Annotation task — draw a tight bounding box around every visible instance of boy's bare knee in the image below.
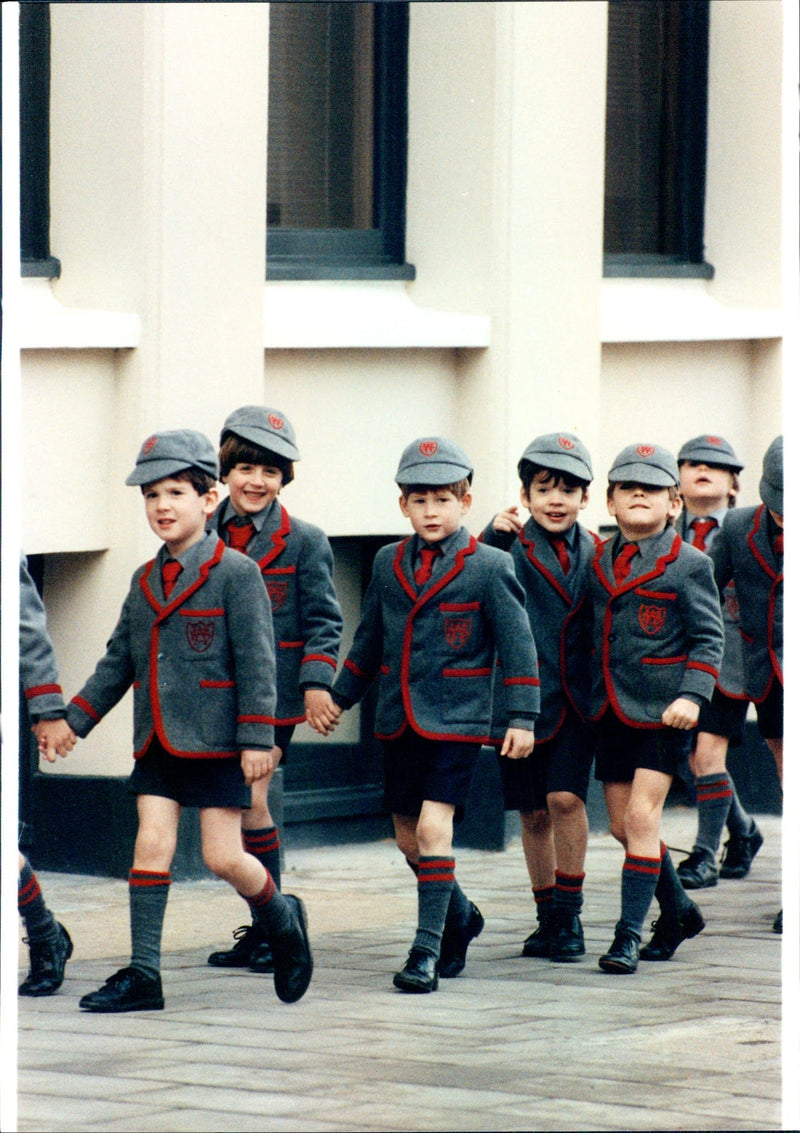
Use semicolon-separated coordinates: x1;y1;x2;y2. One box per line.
520;808;551;836
547;792;582;820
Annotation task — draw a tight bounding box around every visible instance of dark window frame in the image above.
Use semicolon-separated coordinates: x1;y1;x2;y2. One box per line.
603;0;713;279
20;2;61;279
266;2;415;281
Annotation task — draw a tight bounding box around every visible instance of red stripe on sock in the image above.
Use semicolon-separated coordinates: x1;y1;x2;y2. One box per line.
623;855;661;876
129;870;171;888
555;871;585;894
18;876;42;907
248;874;276;907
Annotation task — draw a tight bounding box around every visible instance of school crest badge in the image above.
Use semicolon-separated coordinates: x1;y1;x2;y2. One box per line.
638;605;666;635
186;620;215;653
269;414;285;431
724;587;739;620
445;616;472;650
266;579;289;611
636;444;655;459
419;440;438;457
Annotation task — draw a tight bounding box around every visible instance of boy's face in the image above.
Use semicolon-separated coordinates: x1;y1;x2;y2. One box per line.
399;488;471;543
679;461;735;512
521;472;589;534
607;481;681;540
223;462;283;517
144;476;218;556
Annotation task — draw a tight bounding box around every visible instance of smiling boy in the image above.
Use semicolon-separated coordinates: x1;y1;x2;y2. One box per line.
587;443;724;973
325;437;539;992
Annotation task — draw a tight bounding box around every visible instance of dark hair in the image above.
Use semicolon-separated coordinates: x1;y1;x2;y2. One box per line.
519;461;590;496
399;478;471;501
219;434;294;485
141;467;216;495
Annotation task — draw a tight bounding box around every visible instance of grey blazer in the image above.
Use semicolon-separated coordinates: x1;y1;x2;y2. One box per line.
67;533;277;758
20;554;67;720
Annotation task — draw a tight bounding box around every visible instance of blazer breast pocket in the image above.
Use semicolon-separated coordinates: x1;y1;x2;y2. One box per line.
178;608;226;662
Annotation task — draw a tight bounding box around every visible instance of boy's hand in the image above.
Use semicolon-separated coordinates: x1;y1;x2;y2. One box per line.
33;719;77;763
492;505;524;535
304;689;341;736
240;748;274;785
662;698;700;730
501;727;534;759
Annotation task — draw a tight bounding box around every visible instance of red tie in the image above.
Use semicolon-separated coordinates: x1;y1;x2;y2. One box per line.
415;547;441;587
162;559;182;599
613;543;638;586
774;533;784;557
691;518;716;552
226;518;256;553
550;537;571;575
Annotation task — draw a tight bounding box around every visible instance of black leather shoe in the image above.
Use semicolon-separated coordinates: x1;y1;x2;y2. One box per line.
207;922;268;968
598;927;640;974
522;914;552;959
271;895;313;1004
773;908;783;934
719;823;763;879
438;903;484;978
393;947;439;993
640;900;705;961
248;941;274;974
19;922;73;997
550;910;585;963
676;849;718;889
79;966;164;1012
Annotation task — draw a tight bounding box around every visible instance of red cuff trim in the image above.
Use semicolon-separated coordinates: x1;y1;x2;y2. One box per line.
25;683;63;701
503;676;540;687
71;695;101;722
301;654;337;668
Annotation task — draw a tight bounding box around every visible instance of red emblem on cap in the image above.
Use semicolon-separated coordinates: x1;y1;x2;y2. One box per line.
268;414;284;431
142;436;158;455
419;441;438;457
706;436;722;445
638;605;666;635
558;437;575;450
636;445;655;458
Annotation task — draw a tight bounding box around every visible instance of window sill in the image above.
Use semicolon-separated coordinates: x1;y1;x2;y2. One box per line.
19;279;140;350
601;278;784;344
263;282;491;349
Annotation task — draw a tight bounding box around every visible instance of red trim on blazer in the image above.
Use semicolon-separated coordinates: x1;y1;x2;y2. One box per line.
238;714;274;724
592;531;682;597
642;655;687;666
200;680;235;688
687;660;719;677
70;695;101;722
280;641;304;649
255;504;292;570
634;588;676;600
179;607;224;617
344;657;373;680
25;683;63;700
301;653;337;668
519;529;572;605
442;667;493;678
263;565;296;575
439;601;480;613
503;676;540;686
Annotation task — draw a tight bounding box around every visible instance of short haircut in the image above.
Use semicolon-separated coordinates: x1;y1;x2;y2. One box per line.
141;467;216;495
219;433;294;485
399;478;471;501
519;461;590;496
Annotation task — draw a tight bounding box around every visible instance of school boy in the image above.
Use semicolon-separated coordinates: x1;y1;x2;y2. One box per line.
66;429;313;1011
206;405;342;974
588;444;724;973
18;554;77;996
325;437;539;992
674;435;761;890
710;435;783;932
480;433;598;962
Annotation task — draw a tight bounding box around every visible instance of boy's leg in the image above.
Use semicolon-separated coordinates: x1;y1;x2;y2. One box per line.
599;771;670;974
548;791;588;962
207;748;283;972
765;735;783;933
80;794;178;1012
202;806;312;1003
640;841;705;961
18;852;73;997
393;801;455;992
519;809;557;958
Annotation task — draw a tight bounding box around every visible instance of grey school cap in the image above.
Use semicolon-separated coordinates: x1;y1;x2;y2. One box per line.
759;435;783;514
395;437;474;486
220;405;301;462
677;434;743;472
518;432;593;482
608;443;679;488
125;429;219;485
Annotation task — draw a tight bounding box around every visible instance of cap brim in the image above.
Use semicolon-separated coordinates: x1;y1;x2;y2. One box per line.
125;458;198;486
520;452;592;480
608;461;677;487
759;477;783;515
395;461;473;485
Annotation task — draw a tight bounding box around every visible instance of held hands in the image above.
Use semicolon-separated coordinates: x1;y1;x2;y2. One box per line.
492;505;524;536
240;748;275;785
662;697;700;730
33;719;77;763
501;727;534;760
305;688;342;736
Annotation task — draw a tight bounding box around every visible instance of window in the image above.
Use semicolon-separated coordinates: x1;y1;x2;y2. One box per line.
603;0;712;278
266;1;414;280
19;2;60;278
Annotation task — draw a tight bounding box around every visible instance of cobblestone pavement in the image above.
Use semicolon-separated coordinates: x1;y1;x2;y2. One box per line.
12;809;793;1132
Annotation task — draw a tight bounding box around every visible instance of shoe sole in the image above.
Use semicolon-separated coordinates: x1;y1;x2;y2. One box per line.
719;830;764;879
598;957;637;974
79;999;164;1013
678;874;717;890
550;949;586;963
393;974;438;993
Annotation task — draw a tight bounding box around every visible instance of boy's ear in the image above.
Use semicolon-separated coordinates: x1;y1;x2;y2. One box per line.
460;491;472;515
519;484;530;508
580;488;590;510
398;493;410;518
203;486;219;516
